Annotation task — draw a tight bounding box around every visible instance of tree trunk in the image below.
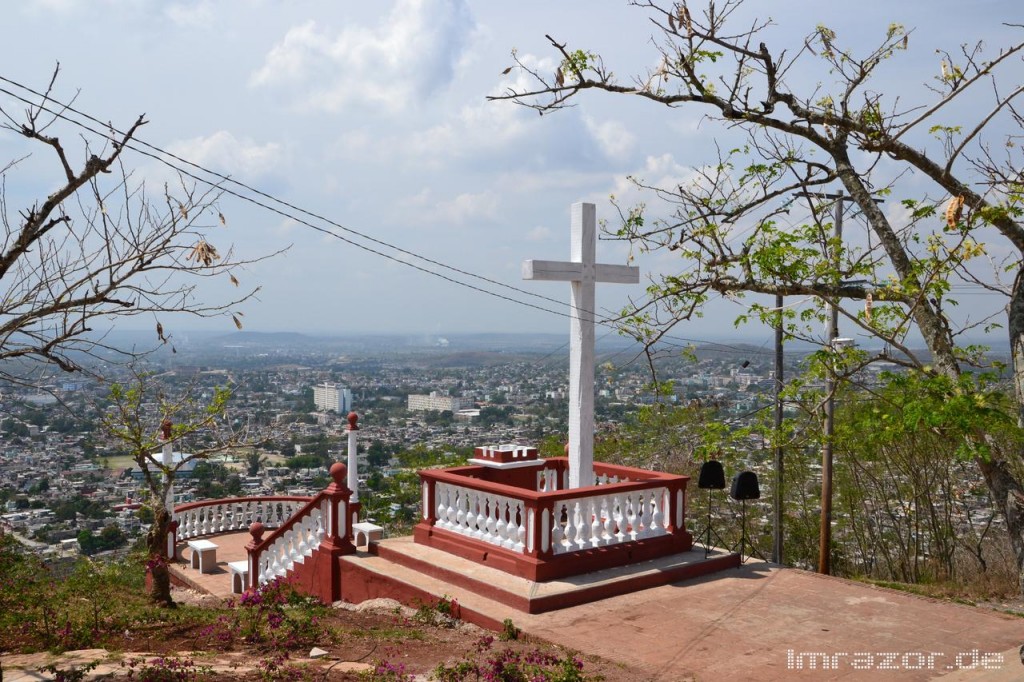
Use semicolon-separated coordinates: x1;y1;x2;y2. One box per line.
147;507;175;607
1004;270;1024;594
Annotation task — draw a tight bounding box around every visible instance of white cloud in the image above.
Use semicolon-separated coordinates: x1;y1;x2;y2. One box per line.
600;153;697;208
249;0;475;113
24;0;84;12
584;116;635;160
405;52;566;164
526;225;552;242
402;189;500;225
166;131;284;181
164;2;215;29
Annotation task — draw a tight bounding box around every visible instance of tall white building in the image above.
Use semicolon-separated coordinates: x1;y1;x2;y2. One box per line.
313;382;353;414
407;391;464;413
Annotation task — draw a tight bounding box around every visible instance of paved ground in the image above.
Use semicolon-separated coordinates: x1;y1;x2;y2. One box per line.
168;532;1024;680
511;563;1024;681
170;532;251;598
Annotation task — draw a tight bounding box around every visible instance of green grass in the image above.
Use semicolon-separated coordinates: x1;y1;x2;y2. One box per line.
100;455;137;470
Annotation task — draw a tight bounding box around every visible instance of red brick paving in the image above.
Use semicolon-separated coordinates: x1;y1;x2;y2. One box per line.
171;532;1024;680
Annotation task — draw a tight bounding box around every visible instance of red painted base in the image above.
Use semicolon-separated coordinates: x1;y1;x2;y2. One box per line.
340;559;507;631
414;522;694;582
349;542;740;615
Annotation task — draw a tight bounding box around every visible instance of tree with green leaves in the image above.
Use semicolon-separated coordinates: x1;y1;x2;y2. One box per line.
494;1;1024;591
102;369;245;606
245;450;268;477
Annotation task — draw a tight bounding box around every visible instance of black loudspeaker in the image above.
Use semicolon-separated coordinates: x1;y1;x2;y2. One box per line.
730;471;760;500
697;461;727;558
698;460;726;490
729;470;765;564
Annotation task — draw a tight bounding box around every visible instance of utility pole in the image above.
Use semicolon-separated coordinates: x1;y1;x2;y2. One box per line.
772;292;784;565
805;190;855;576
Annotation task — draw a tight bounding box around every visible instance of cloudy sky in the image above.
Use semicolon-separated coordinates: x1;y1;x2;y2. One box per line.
0;0;1021;347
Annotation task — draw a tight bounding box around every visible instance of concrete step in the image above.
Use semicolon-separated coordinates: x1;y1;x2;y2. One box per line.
342;536;740;617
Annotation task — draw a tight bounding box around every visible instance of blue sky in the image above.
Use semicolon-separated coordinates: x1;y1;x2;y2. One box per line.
0;0;1021;347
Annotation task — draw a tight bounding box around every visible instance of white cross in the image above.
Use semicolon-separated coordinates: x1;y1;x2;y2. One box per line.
523;202;639;488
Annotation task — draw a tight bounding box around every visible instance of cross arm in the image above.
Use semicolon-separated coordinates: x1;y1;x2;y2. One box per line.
594;263;640;284
522;259;582;281
522;260;639;283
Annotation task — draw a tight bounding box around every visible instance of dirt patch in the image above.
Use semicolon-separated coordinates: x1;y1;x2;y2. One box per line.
2;589;651;681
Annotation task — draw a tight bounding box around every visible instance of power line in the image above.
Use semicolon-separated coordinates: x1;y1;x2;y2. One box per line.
0;76;620;327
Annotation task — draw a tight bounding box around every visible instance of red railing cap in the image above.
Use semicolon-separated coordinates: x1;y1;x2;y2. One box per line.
330;462;347;486
173;495;314;513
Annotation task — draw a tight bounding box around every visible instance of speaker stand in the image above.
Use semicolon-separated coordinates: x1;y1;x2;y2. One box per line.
697;488;728;558
731;498;768;564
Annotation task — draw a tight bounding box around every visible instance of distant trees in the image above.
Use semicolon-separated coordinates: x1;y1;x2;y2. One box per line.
191;461;243;498
77;525;127;556
245;450;267;477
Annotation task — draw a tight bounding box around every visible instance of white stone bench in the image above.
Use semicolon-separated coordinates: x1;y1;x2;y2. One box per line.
228;560;249;594
352;522;384;549
187;539;218;574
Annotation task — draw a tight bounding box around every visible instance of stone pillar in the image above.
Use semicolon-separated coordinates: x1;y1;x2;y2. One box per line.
324;462;355;553
246;521;265;592
346;412;359;503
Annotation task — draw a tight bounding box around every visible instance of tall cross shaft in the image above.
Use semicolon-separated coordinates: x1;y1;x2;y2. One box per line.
523;202;639;488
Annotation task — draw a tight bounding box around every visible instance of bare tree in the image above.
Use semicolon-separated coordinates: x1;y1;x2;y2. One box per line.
493;1;1024;592
0;68;270;383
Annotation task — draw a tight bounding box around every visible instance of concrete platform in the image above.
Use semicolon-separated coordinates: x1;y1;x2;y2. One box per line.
358;535;740;613
348;549;1024;680
169;532;1024;680
169;531;251;599
512;565;1024;681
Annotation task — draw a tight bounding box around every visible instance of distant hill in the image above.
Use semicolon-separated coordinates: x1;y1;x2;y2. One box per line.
210;331;316;346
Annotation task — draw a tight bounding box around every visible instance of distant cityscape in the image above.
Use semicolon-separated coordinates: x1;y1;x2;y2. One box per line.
0;331;1010;563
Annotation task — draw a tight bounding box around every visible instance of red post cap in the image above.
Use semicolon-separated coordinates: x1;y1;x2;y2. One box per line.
347;412;359;430
249;521;265;543
330;461;348;486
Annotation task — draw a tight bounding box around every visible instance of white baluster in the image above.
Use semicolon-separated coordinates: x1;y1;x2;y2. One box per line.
515;502;526;551
466;490;479;538
602;496;614;545
456;488;467;529
626;494;638;541
552;503;565;553
501;500;515;549
484;496;497;544
435;484;448;529
651;490;664;534
566;503;580;550
296;518;309;556
612;494;627;543
589;498;601;547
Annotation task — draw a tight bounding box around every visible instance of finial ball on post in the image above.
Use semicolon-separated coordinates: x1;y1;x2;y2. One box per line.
330;462;348;486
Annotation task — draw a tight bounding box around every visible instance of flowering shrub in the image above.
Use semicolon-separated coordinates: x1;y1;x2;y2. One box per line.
256;651;313;681
431;636;595;682
0;536;164;652
199;577;331;652
145;553;168;573
413;594;460;628
362;659;415;681
122;655;211;681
